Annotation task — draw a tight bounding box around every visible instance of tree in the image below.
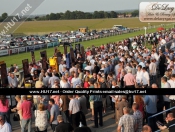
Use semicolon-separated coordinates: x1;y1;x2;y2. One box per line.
56;13;61;20
64;10;71;19
131;10;139;17
0;16;3;22
110;11;117;18
50;13;57;20
104;12;111;18
1;12;8;21
46;14;50;20
26;18;32;21
85;13;93;19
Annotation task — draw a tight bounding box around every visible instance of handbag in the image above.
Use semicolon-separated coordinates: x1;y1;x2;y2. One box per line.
13;113;20;121
34;126;39;132
34;110;39;132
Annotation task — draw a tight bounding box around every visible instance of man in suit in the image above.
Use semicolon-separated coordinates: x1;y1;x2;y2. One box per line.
55;115;73;132
76;95;88;126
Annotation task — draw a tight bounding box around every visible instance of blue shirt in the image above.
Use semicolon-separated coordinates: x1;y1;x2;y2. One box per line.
89;95;102;102
144;95;157;114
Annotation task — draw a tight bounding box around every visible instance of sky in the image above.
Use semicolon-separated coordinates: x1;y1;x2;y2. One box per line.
0;0;175;15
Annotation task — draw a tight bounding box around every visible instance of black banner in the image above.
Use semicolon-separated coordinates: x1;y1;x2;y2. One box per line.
0;88;175;95
0;63;8;87
40;50;47;70
22;59;30;80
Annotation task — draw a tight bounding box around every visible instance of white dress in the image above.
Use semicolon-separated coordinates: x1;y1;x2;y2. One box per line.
35;110;48;131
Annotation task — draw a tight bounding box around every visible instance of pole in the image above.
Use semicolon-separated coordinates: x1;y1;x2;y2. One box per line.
144;27;147;47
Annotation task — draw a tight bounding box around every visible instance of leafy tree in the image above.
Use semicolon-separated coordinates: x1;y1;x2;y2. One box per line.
131;10;139;17
110;11;117;18
1;12;8;20
50;13;57;20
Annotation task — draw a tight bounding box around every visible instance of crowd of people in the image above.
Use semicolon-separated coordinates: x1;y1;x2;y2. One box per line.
1;28;175;132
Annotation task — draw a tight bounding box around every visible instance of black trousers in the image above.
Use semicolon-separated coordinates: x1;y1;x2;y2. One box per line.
63;110;70;123
125;85;135;88
159;65;165;77
79;111;87;126
164;101;170;116
156;107;164;123
170;100;175;117
94;101;103;127
38;129;47;132
71;112;80;130
146;112;157;132
51;124;57;132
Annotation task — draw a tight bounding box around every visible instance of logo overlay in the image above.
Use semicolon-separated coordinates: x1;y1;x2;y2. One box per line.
0;0;44;36
139;2;175;22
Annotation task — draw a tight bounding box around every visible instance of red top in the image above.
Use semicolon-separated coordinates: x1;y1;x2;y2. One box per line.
84;82;90;88
138;103;145;118
21;100;32;119
0;99;9;112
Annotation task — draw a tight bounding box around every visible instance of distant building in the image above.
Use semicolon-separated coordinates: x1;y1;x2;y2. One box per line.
125;14;132;17
117;14;124;18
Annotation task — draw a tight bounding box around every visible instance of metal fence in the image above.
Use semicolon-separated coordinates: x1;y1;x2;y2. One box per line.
148;106;175;132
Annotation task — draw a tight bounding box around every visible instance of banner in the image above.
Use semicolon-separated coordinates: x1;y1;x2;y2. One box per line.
0;50;8;56
9;48;18;55
18;47;26;53
26;45;35;52
0;63;8;87
47;43;53;48
0;88;175;95
34;45;40;50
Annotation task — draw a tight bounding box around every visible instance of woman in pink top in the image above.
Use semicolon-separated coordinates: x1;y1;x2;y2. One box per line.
0;95;10;125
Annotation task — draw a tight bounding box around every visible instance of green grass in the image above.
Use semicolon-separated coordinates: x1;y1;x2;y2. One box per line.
0;23;173;67
0;18;173;35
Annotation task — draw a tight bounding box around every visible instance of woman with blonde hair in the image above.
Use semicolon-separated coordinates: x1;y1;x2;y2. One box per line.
142;125;152;132
84;76;90;88
35;76;44;88
12;95;22;127
35;103;49;132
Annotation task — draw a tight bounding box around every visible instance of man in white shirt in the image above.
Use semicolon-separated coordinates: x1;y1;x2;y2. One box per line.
161;77;170;88
136;65;143;87
149;59;157;85
59;61;64;74
168;74;175;88
159;37;166;45
139;59;146;68
68;95;80;130
43;72;50;87
8;73;18;88
49;72;59;87
71;72;82;88
0;115;12;132
141;67;150;88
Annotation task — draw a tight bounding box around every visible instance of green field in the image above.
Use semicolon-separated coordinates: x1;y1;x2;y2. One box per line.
0;18;173;35
0;22;174;67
